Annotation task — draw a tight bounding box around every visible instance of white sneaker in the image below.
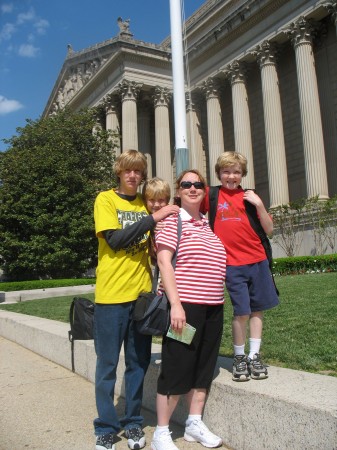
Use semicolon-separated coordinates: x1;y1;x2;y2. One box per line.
184;419;222;448
151;430;179;450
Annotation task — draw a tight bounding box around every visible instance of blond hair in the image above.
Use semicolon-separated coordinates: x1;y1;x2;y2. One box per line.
215;151;248;180
142;177;171;202
113;149;148;183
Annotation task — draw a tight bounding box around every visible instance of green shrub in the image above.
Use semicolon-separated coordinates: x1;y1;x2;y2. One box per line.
0;278;95;292
272;254;337;275
1;254;336;291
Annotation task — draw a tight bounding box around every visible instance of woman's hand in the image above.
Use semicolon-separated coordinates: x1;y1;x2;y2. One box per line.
170;303;186;332
170;302;186;333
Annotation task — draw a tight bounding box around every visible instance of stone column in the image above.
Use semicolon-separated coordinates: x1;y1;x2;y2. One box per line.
105;95;121;157
153;87;173;191
138;101;153;178
285;17;329;199
202;78;225;185
226;61;255;188
117;80;142;151
254;41;289;207
186;92;204;176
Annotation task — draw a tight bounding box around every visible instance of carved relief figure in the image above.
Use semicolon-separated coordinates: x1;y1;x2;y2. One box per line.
75;65;84;91
56;89;65;109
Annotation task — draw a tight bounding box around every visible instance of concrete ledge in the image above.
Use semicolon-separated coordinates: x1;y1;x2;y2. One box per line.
0;284;95;303
0;309;336;450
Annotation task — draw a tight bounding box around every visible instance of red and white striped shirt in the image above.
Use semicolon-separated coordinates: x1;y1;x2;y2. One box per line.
155;209;226;305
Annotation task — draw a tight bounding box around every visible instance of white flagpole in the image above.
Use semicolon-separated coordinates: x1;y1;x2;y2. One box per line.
169;0;189;174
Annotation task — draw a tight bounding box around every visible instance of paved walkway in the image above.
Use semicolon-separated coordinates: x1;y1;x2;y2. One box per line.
0;337;229;450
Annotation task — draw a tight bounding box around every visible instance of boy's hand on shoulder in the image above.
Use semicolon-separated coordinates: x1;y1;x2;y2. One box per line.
152;205;179;223
243;189;263;208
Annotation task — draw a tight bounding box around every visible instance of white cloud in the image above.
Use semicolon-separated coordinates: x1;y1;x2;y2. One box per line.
17;8;36;25
1;3;13;14
18;43;39;57
0;5;48;56
34;18;49;35
0;95;24;115
0;22;16;42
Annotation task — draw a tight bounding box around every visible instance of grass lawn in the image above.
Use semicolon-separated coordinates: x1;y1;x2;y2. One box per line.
0;272;336;376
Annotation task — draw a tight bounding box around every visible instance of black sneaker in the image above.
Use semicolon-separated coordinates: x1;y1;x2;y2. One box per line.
232;354;250;381
125;427;146;449
96;432;115;450
248;353;268;379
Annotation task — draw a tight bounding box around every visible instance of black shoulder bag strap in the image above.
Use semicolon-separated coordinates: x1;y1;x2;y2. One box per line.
152;214;182;291
208;185;221;232
244;198;279;295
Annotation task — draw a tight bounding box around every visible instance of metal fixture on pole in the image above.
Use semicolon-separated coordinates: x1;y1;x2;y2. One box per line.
169;0;189;175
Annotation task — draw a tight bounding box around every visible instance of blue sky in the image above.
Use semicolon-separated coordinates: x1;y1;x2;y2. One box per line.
0;0;205;152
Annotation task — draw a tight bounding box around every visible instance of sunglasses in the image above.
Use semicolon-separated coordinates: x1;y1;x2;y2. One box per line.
180;181;205;189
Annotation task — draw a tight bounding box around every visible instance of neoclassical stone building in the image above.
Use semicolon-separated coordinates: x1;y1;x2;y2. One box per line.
44;0;337;212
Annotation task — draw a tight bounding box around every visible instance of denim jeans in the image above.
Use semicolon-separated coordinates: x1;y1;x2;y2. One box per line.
93;302;152;435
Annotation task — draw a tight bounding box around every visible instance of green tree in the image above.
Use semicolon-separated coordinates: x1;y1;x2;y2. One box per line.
0;108;117;280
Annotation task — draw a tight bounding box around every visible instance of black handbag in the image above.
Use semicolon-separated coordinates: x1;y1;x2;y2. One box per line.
132;289;170;336
133;215;182;336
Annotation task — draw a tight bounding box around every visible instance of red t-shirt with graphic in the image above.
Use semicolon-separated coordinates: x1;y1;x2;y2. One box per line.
202;186;266;266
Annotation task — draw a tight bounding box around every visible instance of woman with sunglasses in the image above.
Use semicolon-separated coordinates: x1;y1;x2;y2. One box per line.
151;170;226;450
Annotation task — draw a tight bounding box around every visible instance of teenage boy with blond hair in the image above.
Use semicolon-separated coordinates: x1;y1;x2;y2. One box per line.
94;151;179;450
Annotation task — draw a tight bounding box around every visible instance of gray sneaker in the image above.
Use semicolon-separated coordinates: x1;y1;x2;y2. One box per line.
247;353;268;379
232;354;250;381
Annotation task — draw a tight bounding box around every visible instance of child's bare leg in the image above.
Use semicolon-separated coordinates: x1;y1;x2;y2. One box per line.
232;315;250;381
232;314;249;346
249;311;263;339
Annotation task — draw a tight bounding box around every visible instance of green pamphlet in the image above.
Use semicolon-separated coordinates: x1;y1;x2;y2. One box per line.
166;323;196;345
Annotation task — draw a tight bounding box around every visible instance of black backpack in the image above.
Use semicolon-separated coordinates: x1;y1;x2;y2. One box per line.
208;186;279;295
68;297;95;372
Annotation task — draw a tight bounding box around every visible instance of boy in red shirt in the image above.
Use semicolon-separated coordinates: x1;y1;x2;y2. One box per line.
202;151;279;381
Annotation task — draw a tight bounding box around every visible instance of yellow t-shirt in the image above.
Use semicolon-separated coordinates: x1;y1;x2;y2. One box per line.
94;189;152;304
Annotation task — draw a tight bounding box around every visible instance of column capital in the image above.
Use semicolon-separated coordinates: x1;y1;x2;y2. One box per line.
320;1;337;26
153;86;171;107
103;93;119;114
201;77;222;100
185;91;203;112
226;60;247;85
283;16;318;48
253;41;279;68
117;79;142;102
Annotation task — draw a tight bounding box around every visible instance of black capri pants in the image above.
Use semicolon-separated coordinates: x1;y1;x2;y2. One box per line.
157;302;223;396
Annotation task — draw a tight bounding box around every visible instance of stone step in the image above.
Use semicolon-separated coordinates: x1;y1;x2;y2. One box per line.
0;309;336;450
0;284;95;303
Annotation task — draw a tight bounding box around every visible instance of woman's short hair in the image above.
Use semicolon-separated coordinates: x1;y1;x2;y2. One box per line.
142;177;171;202
113;149;148;182
215;151;248;179
173;169;207;205
175;169;207;191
